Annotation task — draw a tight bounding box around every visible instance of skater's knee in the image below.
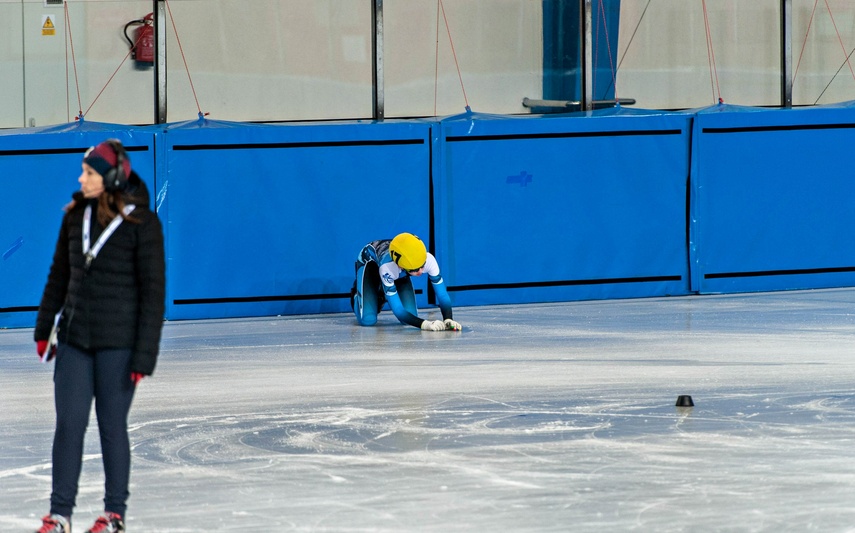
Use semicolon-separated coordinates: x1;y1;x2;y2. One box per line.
358;315;378;327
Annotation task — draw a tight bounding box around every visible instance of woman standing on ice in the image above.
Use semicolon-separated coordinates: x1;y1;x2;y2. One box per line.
32;139;165;533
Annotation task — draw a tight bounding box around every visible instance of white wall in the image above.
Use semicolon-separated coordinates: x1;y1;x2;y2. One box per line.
1;1;25;127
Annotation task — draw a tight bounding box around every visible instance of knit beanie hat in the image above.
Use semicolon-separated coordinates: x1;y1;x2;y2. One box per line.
83;141;131;186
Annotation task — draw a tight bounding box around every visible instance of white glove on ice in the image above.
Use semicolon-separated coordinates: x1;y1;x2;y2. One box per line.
443;319;462;331
420;319;446;331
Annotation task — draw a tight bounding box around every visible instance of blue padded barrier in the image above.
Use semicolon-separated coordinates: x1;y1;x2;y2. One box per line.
0;122;156;328
8;104;854;328
160;118;431;320
431;108;693;306
691;102;855;293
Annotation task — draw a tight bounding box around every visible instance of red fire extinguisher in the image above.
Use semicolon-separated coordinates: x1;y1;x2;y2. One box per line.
124;13;154;66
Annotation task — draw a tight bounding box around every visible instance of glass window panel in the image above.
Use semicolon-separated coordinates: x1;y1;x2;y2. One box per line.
792;0;855;106
17;0;844;127
616;0;782;110
384;0;545;117
13;0;374;127
18;1;155;127
163;0;373;122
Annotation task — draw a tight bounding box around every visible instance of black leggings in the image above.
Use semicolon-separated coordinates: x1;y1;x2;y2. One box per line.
51;343;136;518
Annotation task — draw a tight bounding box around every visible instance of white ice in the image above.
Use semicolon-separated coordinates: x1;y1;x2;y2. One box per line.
2;289;855;531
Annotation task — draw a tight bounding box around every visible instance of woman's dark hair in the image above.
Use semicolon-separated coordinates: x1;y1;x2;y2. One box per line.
97;189;140;226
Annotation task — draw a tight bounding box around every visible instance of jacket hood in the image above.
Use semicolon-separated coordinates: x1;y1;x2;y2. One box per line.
122;171;151;209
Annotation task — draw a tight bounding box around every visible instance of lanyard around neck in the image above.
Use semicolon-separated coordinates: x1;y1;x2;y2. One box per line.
82;203;136;269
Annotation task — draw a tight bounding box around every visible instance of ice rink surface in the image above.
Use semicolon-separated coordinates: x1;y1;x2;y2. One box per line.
3;289;855;532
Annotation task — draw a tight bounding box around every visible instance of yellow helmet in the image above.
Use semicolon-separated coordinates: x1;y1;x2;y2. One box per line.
390;233;427;271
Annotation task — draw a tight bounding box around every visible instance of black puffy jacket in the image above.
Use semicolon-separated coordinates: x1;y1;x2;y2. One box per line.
34;172;165;375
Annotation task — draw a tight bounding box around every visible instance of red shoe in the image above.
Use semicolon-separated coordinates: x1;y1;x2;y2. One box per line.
85;512;125;533
35;514;70;533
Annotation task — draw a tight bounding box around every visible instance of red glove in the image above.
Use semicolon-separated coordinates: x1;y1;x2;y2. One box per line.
36;340;56;362
131;372;145;385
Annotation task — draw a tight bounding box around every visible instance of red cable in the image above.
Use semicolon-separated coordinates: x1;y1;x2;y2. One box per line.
74;6;139;119
434;0;440;116
438;0;469;111
702;3;715;102
71;0;206;120
597;0;618;102
594;1;600;100
793;0;820;88
823;0;855;85
64;2;83;119
65;4;70;121
165;0;207;117
83;48;134;118
701;0;722;104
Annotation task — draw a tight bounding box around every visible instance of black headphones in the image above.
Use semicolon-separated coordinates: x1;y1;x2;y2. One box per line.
102;139;129;192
